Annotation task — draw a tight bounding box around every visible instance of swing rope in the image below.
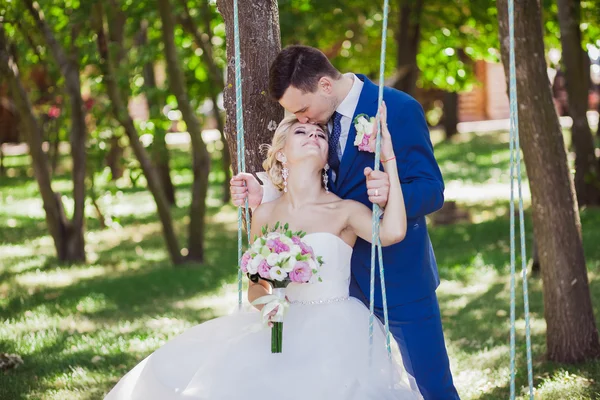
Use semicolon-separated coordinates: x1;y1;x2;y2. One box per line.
233;0;251;310
369;0;393;361
507;0;534;397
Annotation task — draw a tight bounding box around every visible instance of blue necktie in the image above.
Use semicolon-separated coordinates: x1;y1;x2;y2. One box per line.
328;111;343;174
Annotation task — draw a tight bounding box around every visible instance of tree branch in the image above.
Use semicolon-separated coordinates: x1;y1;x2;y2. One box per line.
177;0;223;89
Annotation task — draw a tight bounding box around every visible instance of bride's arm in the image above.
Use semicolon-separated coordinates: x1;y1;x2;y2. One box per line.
345;103;407;246
345;165;406;246
247;206;272;308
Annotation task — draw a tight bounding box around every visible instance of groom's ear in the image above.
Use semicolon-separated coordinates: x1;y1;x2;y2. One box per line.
318;77;333;94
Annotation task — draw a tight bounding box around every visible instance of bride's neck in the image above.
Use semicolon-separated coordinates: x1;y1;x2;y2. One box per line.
282;165;324;208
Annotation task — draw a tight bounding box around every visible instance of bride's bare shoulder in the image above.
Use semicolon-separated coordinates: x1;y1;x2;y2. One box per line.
253;201;276;222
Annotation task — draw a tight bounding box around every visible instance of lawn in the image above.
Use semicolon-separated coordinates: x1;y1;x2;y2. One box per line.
1;132;599;399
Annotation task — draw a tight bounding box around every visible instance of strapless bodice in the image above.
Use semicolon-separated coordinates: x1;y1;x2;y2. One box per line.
285;233;353;304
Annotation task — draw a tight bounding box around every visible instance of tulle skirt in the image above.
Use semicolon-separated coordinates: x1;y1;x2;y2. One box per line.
105;298;422;399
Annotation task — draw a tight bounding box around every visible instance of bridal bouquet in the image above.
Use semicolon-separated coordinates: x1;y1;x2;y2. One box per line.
241;222;323;353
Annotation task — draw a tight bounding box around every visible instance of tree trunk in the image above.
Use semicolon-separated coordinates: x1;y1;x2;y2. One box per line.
217;0;284;175
557;0;600;206
50;121;60;175
178;0;232;202
530;235;540;276
157;0;210;262
0;25;81;262
24;0;86;262
106;134;124;180
139;20;176;206
392;0;424;97
88;166;107;229
94;2;183;265
211;91;231;203
497;0;600;363
443;91;458;140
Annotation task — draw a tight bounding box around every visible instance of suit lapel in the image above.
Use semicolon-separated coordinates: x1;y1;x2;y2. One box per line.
336;75;378;188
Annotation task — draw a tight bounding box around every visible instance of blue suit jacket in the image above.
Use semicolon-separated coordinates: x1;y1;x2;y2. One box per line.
330;75;444;307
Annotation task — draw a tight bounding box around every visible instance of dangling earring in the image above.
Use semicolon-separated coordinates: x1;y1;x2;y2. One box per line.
323;164;330;193
280;154;289;193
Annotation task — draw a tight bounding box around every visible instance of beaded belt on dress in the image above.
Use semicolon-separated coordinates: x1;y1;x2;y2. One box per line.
289;296;349;305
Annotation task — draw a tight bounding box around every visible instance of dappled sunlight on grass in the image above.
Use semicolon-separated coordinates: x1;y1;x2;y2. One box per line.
15;266;108;289
435;132;514;185
170;281;254;317
438;262;600;399
453;352;510;399
533;369;596;399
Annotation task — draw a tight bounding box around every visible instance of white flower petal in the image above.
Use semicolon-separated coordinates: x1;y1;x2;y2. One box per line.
269;267;287;281
266;253;279;266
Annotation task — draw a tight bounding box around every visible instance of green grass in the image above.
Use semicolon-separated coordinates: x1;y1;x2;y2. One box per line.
1;132;600;399
432;207;600;399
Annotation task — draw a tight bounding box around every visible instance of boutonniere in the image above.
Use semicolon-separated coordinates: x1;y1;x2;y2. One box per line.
353;113;376;152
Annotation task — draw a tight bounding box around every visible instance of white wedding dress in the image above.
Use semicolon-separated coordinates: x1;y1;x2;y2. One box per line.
105;232;422;399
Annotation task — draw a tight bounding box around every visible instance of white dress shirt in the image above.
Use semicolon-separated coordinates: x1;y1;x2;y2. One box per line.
261;73;364;204
328;73;364;164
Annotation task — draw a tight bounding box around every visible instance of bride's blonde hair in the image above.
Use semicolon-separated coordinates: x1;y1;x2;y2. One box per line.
262;115;298;191
261;115;328;191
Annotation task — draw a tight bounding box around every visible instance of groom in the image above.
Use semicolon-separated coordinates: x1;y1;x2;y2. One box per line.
231;45;459;399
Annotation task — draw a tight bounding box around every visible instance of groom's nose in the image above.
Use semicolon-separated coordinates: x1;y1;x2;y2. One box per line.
297;115;309;124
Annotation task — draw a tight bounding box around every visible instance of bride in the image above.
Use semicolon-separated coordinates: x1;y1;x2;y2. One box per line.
104;103;422;399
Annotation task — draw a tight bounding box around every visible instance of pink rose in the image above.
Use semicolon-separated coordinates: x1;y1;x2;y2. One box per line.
358;133;374;153
358;143;371;152
289;261;313;283
266;238;290;253
240;251;252;273
292;236;315;257
257;260;271;279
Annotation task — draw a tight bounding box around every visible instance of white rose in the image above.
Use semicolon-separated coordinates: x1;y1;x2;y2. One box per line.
280;236;294;247
269;266;287;281
357;116;369;127
251;240;263;252
248;254;263;274
289;245;301;257
282;256;296;273
354;132;364;146
266;253;280;267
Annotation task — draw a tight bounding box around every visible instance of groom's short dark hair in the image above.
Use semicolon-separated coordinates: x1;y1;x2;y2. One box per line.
269;45;341;100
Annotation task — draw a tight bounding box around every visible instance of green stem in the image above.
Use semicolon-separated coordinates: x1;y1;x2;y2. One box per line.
271;322;283;353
